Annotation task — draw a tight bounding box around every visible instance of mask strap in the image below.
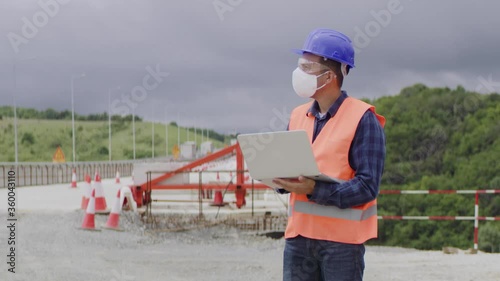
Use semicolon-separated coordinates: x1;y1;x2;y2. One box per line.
316;71;331;90
341;63;348;77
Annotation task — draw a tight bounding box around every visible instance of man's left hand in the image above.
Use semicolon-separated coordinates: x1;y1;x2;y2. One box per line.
273;176;315;195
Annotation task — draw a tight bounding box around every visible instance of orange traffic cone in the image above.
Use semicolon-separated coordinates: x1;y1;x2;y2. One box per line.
210;190;227;207
93;172;108;213
104;190;123;231
71;168;77;188
115;170;120;184
80;189;101;231
81;174;91;210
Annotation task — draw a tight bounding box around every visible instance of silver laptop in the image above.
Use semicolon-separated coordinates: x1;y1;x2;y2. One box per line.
237;130;345;189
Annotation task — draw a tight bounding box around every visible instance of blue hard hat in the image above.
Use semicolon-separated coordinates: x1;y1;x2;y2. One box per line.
293;28;355;68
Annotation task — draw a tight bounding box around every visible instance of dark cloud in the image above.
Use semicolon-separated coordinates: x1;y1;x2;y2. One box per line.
1;0;499;133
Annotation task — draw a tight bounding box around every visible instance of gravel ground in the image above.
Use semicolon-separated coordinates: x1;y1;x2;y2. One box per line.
0;211;499;281
0;211;284;281
1;180;499;281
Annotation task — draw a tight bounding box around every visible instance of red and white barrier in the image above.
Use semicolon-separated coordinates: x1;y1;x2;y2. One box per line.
380;189;500;194
474;193;479;250
378;216;500;221
380;189;500;251
120;186;137;212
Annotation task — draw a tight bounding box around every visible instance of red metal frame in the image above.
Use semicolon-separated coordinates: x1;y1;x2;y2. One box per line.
151;183;268;190
138;143;268;191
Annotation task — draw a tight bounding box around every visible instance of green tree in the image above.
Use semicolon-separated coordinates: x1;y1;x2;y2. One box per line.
21;132;35;145
97;146;109;155
479;223;500;253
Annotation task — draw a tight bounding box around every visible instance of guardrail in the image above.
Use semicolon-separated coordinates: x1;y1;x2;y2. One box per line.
0;161;138;188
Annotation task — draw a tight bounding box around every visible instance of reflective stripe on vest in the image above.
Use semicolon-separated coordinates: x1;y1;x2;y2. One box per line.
285;97;385;244
294;200;378;221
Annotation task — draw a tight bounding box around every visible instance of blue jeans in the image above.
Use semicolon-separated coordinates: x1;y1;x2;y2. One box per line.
283;235;365;281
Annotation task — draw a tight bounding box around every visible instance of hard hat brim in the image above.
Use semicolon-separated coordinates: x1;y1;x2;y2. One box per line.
291;48;355;68
291;49;306;55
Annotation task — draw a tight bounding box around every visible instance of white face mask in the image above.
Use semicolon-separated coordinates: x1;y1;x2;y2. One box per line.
292;67;329;98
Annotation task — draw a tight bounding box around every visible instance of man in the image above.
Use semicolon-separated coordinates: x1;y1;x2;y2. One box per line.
272;28;386;281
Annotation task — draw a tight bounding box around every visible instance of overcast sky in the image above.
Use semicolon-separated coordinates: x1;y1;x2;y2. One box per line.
1;0;499;133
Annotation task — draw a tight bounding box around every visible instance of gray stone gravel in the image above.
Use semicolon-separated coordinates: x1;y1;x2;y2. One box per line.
1;211;499;281
0;211;284;281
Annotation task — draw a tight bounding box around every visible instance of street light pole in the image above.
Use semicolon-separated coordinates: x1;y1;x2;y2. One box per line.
108;86;120;162
165;109;168;157
71;73;85;165
108;88;111;162
13;64;18;165
132;107;136;160
71;77;74;163
151;105;155;159
177;112;180;148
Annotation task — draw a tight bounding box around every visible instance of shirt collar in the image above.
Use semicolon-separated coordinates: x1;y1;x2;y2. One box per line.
307;91;348;119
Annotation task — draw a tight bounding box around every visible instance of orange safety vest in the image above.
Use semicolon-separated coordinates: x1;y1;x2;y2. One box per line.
285;97;386;244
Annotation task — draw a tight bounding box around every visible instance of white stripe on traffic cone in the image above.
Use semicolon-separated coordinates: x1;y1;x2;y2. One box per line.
80;189;101;231
104;189;123;231
93;172;108;213
81;174;91;210
71;169;77;188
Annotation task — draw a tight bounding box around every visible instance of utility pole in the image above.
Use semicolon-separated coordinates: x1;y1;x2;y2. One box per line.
108;86;120;162
152;105;155;159
177;112;180;147
132;106;136;160
71;73;86;164
165;110;168;157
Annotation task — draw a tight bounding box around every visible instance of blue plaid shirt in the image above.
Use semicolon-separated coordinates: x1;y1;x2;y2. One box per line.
280;91;386;209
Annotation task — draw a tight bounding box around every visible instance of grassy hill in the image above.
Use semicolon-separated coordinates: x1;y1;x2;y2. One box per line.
0;117;226;162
